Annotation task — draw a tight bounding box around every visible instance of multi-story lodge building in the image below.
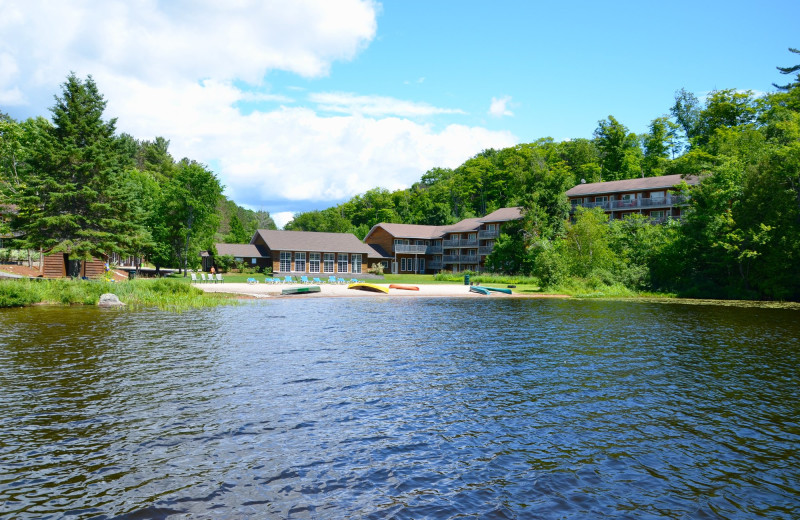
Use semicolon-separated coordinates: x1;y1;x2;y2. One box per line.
566;174;699;222
364;207;523;274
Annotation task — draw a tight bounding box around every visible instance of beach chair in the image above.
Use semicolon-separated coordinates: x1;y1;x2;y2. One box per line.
300;275;310;284
327;275;337;284
191;273;198;282
284;275;295;284
313;277;323;284
200;273;207;283
247;277;258;285
216;273;223;283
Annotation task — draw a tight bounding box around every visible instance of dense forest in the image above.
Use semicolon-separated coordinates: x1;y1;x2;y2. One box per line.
1;48;799;300
0;73;276;274
286;49;800;300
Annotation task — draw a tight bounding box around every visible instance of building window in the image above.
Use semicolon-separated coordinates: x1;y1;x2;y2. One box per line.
351;254;362;274
401;258;407;271
419;258;425;272
338;253;349;273
323;253;335;273
235;257;243;263
279;252;291;272
650;191;665;201
294;252;306;272
251;257;257;265
650;210;665;221
309;253;320;273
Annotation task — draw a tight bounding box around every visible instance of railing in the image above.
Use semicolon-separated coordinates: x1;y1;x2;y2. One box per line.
443;255;479;264
442;239;460;248
478;229;499;239
428;261;443;270
571;195;690;212
479;245;494;256
394;244;428;254
428;245;443;254
459;239;478;248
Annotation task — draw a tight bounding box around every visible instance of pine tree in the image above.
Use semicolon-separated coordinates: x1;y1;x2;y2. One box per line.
13;73;150;262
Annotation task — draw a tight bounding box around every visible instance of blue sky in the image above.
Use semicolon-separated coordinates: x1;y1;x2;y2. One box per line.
1;0;798;227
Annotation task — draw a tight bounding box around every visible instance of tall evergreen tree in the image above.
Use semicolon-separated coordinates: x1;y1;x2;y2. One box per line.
13;73;150;264
773;47;800;91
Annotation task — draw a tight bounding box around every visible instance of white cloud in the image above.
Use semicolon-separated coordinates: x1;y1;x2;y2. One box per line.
310;92;465;117
271;212;296;230
1;0;518;215
0;0;378;91
489;96;514;117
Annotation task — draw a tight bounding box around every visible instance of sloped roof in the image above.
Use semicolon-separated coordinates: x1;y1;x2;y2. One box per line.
367;244;392;259
480;206;523;223
364;207;524;241
253;229;375;255
445;217;483;232
368;223;449;240
214;243;267;258
566;174;699;197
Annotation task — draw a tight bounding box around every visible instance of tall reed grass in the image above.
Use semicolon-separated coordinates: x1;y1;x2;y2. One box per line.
0;278;234;310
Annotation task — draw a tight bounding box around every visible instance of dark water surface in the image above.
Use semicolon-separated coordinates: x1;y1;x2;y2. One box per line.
1;298;799;519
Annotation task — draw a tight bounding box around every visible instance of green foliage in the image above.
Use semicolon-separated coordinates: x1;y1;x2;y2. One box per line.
214;254;236;272
773;47;800;92
12;74;151;261
593;115;642;180
224;214;250;243
0;278;234;310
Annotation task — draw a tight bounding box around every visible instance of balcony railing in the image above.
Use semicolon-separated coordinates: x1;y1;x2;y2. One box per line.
394;244;428;254
442;239;478;248
478;229;499;239
443;254;479;264
428;245;443;254
428;261;443;270
479;245;494;256
571;195;690;212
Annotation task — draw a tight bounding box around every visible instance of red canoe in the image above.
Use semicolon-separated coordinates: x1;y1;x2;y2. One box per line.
389;284;420;291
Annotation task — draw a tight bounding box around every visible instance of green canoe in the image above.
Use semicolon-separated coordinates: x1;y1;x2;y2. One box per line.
281;285;321;295
484;286;513;294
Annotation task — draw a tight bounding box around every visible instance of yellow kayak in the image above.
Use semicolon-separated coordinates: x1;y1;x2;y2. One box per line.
348;283;389;294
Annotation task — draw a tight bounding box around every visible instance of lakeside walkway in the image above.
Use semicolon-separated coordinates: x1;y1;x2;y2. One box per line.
193;282;569;299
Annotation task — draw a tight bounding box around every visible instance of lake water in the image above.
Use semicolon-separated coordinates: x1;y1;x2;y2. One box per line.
1;298;799;519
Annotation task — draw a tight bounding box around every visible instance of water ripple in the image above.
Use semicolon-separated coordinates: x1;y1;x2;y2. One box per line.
0;300;799;518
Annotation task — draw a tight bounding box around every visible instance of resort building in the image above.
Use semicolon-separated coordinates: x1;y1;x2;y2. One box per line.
566;174;699;222
203;230;387;276
364;207;523;274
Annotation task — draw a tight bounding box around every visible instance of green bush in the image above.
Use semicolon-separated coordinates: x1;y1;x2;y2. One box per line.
0;280;40;307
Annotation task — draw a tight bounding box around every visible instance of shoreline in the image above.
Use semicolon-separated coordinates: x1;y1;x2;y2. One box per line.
193;282;570;299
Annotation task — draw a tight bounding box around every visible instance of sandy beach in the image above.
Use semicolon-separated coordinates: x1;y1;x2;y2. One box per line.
194;281;568;299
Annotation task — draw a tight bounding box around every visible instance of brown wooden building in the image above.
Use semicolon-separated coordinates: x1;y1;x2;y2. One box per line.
202;230;389;276
41;252;107;279
565;174;700;222
364;207;523;274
